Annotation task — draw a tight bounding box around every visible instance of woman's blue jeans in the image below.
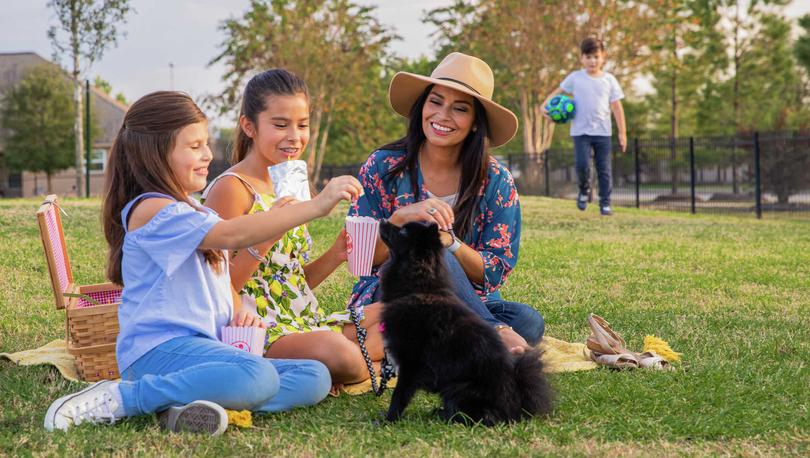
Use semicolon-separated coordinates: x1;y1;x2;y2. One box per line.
442;251;545;345
117;335;331;416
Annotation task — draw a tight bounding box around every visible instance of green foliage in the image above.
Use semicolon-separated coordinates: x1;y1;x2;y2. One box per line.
0;66;76;184
210;0;398;176
47;0;132;67
1;198;809;454
93;75;128;105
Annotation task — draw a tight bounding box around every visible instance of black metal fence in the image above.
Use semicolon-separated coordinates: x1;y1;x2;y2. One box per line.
504;132;810;218
293;132;810;219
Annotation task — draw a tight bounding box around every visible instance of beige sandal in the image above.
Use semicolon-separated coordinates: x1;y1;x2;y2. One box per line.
586;314;633;355
637;351;672;371
589;351;639;369
587;314;675;371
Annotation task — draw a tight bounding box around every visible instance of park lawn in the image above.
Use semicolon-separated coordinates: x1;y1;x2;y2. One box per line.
0;196;808;457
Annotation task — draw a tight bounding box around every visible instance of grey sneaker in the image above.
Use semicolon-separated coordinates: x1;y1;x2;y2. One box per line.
577;193;588;211
157;400;228;436
44;380;122;432
600;206;613;216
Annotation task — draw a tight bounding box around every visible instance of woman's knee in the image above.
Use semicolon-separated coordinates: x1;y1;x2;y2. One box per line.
517;308;545;346
494;301;544;346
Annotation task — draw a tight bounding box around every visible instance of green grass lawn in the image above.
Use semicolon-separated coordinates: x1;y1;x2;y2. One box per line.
1;196;808;457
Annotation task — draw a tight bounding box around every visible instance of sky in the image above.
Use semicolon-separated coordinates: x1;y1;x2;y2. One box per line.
1;0;808;127
0;0;451;123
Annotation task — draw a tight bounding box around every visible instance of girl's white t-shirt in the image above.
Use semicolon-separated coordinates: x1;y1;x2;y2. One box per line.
560;69;624;137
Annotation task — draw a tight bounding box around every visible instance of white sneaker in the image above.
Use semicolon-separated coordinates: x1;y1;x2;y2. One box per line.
44;380;122;432
156;400;228;436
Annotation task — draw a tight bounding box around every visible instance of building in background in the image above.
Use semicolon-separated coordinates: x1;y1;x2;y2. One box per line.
0;52;128;197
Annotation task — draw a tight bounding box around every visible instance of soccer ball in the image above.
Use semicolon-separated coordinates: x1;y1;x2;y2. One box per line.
546;95;576;124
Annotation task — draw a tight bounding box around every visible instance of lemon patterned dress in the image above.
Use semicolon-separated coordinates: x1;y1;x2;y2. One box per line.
203;172;351;349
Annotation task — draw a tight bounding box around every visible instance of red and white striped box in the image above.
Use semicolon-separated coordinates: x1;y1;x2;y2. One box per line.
221;326;267;356
345;216;379;277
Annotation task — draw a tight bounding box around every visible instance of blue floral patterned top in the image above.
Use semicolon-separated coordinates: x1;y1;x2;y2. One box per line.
346;148;522;312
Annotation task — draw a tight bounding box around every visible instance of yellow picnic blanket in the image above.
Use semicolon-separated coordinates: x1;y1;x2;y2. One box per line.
1;336;597;394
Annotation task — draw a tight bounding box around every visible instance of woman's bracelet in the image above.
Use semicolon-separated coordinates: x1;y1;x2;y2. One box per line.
246;246;264;262
494;324;513;332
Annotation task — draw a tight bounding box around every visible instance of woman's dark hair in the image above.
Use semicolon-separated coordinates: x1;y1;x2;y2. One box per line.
232;68;309;164
580;37;605;56
103;91;225;285
380;84;490;240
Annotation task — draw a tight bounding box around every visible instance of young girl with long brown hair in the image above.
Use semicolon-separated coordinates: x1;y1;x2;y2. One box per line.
44;91;362;434
203;69;384;387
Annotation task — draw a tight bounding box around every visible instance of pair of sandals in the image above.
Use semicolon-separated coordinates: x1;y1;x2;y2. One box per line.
586;314;672;370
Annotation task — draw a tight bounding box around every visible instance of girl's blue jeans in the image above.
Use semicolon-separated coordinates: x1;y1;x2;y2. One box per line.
117;335;331;416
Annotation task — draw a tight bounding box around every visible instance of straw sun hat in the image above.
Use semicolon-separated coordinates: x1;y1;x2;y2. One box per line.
388;52;519;148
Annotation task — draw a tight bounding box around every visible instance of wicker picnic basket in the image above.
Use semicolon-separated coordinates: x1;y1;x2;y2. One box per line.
37;195;121;382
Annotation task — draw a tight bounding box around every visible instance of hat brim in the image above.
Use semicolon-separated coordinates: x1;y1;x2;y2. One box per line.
388;72;518;148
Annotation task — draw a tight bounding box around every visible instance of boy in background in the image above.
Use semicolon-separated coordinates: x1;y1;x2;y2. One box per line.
544;37;627;215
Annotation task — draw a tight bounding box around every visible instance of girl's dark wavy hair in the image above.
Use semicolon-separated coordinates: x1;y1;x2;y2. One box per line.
379;84;490;240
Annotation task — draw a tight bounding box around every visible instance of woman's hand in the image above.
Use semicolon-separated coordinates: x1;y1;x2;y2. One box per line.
230;309;267;329
498;326;530;355
389;198;454;231
312;175;363;216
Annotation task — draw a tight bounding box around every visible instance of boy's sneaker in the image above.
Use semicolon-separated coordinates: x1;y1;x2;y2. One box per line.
157;400;228;436
577;193;588;211
600;206;613;216
44;380;123;432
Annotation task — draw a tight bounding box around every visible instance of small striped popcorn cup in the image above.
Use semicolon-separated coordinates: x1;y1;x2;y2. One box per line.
221;326;267;356
345;216;379;277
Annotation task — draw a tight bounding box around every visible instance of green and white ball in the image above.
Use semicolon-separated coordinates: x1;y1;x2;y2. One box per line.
546;95;576;124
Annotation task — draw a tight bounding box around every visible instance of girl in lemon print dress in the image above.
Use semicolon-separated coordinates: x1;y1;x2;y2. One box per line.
203;69;385;386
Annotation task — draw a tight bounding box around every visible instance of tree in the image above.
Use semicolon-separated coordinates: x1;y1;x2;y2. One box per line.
426;0;657;194
47;0;131;197
94;75;129;105
1;66;76;193
211;0;396;182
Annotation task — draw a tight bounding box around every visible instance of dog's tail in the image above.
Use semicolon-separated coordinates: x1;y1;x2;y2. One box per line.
514;349;554;418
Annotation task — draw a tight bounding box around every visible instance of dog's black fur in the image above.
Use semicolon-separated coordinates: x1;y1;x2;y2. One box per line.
378;220;554;425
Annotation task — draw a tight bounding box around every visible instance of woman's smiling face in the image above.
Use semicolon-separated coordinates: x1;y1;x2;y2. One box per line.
421;85;476;148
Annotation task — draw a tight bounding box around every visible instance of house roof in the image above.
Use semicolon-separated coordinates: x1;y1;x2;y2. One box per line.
0;52;128;146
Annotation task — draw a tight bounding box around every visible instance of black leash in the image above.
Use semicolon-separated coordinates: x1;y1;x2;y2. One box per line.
349;303;395;396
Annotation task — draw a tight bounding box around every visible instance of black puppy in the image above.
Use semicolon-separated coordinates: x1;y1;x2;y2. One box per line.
378;220;553;425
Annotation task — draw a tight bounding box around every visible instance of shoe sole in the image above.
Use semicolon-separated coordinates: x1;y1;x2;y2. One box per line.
44;380;114;432
158;401;228;436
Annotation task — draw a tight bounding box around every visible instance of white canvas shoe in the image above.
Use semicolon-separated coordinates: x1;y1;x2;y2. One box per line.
44;380;122;432
156;400;228;436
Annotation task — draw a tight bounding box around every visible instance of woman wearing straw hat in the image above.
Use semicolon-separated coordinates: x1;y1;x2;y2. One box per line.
345;52;544;356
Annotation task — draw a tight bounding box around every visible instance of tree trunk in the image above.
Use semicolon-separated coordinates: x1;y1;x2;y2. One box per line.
731;2;740;194
519;89;536;155
47;172;53;194
306;100;323;179
670;31;679;195
71;1;84;198
313;110;332;185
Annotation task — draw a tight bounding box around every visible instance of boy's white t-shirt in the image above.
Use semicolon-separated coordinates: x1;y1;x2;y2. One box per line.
560;69;624;137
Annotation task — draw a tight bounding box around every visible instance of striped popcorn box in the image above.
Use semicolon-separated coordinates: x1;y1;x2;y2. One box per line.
221;326;266;356
345;216;379;277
